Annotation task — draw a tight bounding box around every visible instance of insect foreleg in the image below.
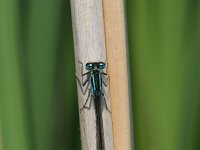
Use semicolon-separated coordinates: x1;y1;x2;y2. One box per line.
76;75;90;95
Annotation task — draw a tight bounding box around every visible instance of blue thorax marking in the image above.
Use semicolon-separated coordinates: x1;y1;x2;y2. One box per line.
85;62;105;96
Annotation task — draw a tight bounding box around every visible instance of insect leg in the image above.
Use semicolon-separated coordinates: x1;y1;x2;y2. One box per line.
76;74;90;95
77;60;90;82
81;95;93;111
101;72;108;76
102;92;111;113
102;80;107;87
76;60;91;94
80;90;92;112
101;72;109;87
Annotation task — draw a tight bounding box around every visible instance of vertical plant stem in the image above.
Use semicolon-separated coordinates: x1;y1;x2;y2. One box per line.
102;0;133;149
70;0;114;149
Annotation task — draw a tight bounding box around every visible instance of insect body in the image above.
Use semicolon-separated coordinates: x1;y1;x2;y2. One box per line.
87;62;104;96
76;61;110;150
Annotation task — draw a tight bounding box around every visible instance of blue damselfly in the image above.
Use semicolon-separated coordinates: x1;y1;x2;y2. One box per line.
76;61;111;150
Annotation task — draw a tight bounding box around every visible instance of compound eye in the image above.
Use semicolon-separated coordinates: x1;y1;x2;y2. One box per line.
98;62;105;69
86;63;93;70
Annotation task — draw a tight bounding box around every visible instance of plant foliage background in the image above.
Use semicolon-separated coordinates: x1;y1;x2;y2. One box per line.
0;0;200;150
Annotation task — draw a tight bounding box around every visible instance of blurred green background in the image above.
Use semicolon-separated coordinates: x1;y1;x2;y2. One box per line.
0;0;200;150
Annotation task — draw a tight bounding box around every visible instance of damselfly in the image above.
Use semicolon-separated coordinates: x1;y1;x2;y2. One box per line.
76;61;111;150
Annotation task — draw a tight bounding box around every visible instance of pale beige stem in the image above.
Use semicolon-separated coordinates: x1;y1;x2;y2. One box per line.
102;0;133;150
70;0;114;150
